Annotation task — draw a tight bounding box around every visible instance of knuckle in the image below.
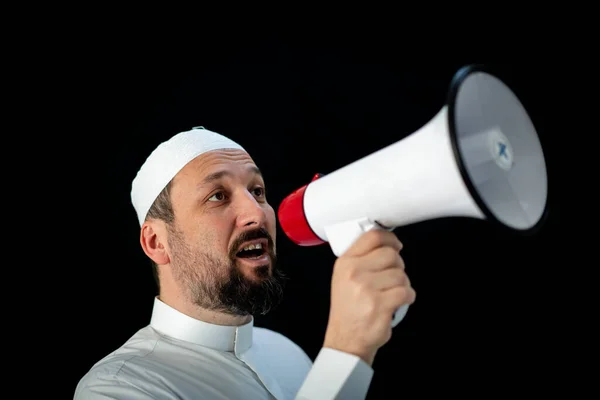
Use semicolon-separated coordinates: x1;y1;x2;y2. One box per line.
345;262;362;282
380;247;398;266
343;269;357;285
409;287;417;303
400;287;416;305
360;290;377;314
397;255;405;270
395;270;407;286
385;285;416;312
396;287;411;304
345;264;368;288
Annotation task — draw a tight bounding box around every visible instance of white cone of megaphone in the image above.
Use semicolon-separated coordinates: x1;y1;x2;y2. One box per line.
277;64;549;327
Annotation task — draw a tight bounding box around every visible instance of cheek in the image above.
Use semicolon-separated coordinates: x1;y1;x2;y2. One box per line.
198;219;234;251
265;206;277;233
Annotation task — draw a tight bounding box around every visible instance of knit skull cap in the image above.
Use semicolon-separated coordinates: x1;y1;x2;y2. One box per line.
131;126;246;226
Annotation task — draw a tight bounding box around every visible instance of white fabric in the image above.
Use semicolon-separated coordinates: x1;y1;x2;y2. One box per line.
74;298;374;399
130;126;245;226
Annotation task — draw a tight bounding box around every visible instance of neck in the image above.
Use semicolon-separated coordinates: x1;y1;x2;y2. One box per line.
158;289;252;327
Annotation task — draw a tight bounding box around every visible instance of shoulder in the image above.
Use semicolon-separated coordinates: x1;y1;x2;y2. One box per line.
74;326;169;399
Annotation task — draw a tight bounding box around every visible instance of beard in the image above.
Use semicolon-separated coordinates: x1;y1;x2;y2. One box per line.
168;225;286;317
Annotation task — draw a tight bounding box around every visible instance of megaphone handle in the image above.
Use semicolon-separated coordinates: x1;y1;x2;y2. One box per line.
323;218;410;327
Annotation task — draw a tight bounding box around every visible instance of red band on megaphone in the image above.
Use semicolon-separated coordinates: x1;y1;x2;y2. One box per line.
278;179;325;246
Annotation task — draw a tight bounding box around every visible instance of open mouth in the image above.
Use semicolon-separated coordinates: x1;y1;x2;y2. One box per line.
236;242;267;260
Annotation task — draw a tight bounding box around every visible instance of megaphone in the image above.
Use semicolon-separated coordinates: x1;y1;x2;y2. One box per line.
277;64;548;327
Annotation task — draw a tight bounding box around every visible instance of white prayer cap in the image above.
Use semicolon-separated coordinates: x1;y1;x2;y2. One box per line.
131;126;246;227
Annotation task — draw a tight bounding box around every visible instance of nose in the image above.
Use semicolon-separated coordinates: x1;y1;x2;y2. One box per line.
234;190;267;228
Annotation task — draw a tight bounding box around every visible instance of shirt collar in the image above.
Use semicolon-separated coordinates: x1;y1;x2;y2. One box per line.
149;297;254;353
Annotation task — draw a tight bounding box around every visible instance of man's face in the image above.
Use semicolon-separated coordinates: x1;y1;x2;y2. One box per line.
165;149;285;316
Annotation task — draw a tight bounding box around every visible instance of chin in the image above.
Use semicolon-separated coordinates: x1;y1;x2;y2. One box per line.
245;264;271;281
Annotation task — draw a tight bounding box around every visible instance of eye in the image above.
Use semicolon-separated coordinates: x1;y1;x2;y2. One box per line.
252;187;265;197
208;192;227;202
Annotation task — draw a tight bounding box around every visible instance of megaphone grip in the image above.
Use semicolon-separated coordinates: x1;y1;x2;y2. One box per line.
391;304;409;327
323;217;410;327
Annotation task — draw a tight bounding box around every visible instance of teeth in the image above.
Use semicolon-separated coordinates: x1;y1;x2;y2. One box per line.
243;243;262;251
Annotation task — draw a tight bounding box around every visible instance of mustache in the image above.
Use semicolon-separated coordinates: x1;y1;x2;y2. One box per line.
230;227;275;257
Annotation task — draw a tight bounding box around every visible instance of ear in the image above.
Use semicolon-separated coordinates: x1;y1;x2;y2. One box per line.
140;221;170;265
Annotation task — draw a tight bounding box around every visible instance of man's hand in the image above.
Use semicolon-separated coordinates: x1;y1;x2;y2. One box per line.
322;230;416;366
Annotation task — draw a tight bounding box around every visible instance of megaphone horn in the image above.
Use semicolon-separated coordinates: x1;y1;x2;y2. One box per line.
278;64;549;327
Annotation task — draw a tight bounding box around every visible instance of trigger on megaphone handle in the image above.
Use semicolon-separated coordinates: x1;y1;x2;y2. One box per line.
323;217;410;327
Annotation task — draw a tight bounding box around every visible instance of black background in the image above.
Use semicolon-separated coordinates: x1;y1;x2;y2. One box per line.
24;35;583;398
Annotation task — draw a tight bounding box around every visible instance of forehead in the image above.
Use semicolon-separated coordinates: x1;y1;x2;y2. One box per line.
174;149;259;185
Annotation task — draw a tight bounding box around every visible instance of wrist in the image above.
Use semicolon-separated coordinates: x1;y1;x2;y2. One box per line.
322;339;377;366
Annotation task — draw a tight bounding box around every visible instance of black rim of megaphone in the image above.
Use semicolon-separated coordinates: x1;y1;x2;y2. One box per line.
446;64;549;237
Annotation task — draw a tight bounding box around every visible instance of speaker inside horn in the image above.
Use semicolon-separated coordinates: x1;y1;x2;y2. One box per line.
447;65;548;232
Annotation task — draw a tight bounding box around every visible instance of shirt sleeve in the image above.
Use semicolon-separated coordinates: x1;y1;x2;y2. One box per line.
294;347;374;400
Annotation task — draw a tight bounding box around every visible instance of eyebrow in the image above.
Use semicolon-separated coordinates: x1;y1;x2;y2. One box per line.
200;165;262;186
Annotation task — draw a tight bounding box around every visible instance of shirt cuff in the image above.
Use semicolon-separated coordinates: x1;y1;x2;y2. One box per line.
295;347;374;400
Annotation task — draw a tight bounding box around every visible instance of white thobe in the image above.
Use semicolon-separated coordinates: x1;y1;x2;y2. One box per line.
74;297;374;399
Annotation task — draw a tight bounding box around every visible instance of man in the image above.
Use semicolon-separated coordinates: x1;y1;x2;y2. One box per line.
74;126;416;399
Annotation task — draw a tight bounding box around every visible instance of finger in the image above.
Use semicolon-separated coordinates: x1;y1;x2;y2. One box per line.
381;285;416;313
344;230;403;257
362;246;405;272
370;268;408;291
